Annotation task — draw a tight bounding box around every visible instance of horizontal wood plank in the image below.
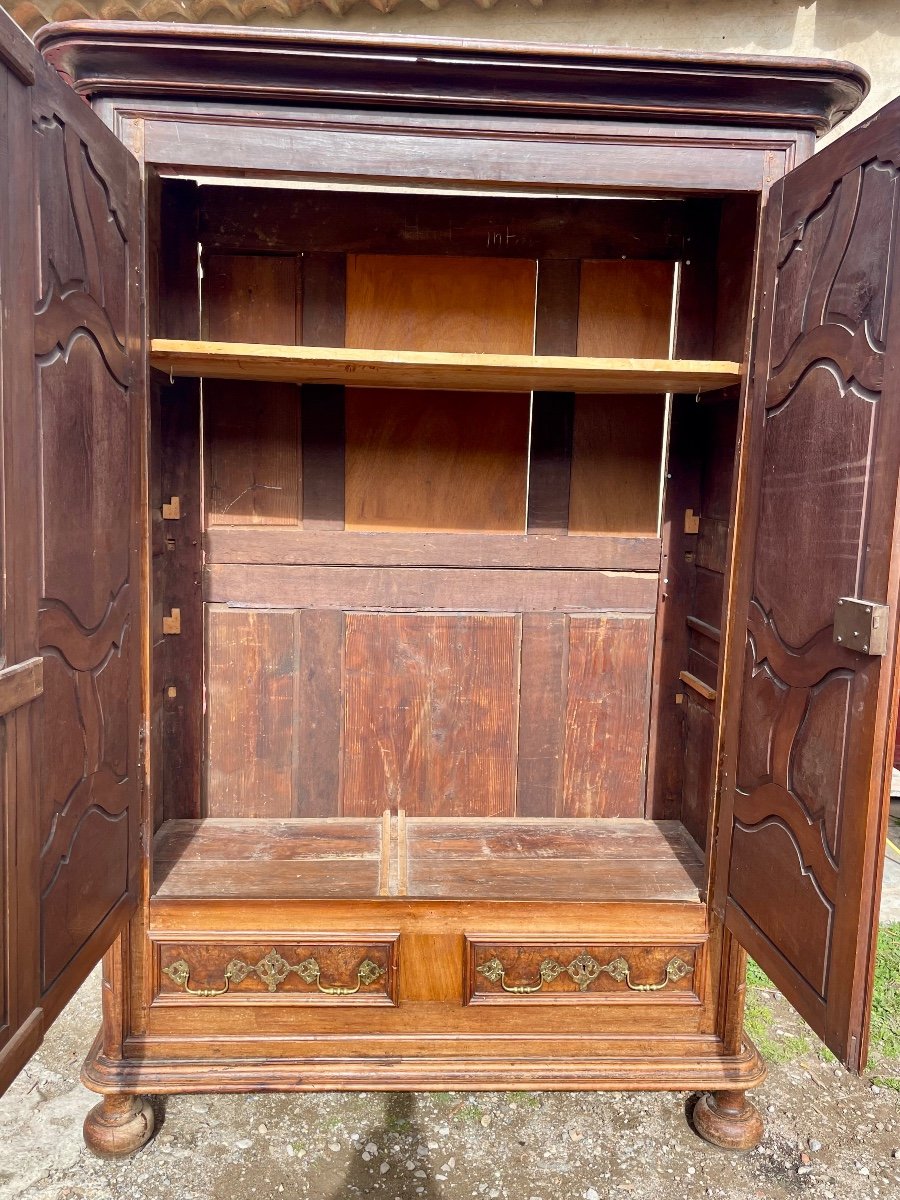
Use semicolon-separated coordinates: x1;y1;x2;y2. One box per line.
205;529;662;571
0;656;43;717
205;565;658;612
151;339;741;395
152;816;704;903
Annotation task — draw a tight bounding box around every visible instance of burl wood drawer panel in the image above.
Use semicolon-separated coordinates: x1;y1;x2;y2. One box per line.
154;936;398;1006
464;939;704;1005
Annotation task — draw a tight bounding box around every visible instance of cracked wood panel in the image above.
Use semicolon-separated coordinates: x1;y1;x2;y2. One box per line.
30;49;143;1005
719;99;900;1068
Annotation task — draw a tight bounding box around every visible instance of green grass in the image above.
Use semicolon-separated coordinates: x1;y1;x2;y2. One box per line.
868;923;900;1063
453;1103;485;1123
746;922;900;1076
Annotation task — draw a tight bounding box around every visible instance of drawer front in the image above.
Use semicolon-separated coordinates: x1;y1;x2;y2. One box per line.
465;939;703;1005
155;936;398;1006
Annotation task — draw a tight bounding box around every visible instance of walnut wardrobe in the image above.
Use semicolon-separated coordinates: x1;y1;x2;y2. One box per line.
0;14;898;1157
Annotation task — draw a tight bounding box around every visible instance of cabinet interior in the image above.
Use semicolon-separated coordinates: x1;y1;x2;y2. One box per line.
149;179;758;905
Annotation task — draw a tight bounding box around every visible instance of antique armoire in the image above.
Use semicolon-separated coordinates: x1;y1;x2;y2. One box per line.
1;12;899;1158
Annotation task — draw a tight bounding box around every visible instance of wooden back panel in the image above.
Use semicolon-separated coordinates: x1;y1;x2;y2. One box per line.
197;248;672;822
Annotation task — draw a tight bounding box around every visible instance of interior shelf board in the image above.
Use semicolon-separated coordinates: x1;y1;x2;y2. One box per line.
150;339;743;395
150;816;705;903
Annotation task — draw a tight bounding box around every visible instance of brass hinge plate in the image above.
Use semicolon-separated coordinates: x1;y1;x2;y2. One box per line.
834;597;889;656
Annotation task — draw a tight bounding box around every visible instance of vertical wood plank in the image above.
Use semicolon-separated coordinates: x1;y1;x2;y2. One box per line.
569;394;666;534
157;380;203;821
202;253;300;344
341;613;520;817
149;179;203;827
301;385;345;529
527;394;574;533
300;252;347;528
577;259;674;357
204;608;296;818
561;614;654;817
295;609;343;817
203;252;302;527
516;613;568;817
204;385;301;525
535;259;580;356
344;389;529;533
345;254;536;354
528;260;579;534
302;252;346;347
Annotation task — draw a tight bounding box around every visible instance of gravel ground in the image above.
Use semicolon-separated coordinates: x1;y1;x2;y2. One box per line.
5;817;900;1200
1;965;899;1200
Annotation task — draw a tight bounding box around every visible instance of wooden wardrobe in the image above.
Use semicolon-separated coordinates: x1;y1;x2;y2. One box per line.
1;14;898;1157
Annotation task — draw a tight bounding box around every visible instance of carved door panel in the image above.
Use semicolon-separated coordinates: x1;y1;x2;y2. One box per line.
0;9;144;1093
718;98;900;1070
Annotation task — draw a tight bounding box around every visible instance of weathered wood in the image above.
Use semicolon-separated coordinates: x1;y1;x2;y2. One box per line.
561;615;655;817
204;608;296;818
718;99;900;1070
516;613;568;817
151;816;705;904
205;564;659;612
202;252;302;527
198;189;691;261
0;658;42;717
28;41;145;1022
294;610;342;818
151;340;742;394
341;613;520;817
205;528;662;571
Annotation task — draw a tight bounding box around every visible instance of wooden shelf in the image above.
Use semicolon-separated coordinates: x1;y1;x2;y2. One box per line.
151;816;704;903
150;339;742;395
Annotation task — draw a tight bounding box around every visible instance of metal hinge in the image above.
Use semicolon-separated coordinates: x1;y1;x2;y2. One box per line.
834;597;890;656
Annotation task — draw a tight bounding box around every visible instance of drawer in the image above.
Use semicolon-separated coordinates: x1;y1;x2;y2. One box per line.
464;938;704;1005
154;935;398;1006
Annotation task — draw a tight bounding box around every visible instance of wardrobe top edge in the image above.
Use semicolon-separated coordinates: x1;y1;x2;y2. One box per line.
33;19;868;136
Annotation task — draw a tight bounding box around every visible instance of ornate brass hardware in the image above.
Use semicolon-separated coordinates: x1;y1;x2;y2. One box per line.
162;948;385;997
476;952;693;995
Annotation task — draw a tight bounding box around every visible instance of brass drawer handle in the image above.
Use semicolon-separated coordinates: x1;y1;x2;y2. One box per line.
162;949;385;997
604;955;693;992
477;952;692;995
476;957;565;994
296;956;384;995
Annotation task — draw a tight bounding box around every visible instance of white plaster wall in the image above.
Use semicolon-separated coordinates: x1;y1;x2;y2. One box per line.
252;0;900;143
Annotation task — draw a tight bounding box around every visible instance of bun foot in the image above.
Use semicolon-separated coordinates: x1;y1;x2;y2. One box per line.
83;1094;155;1157
692;1089;763;1151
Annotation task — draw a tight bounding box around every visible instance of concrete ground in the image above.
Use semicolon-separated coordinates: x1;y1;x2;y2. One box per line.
3;811;900;1200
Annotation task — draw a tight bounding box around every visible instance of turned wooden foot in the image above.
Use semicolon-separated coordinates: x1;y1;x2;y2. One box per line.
691;1089;764;1151
83;1094;155;1157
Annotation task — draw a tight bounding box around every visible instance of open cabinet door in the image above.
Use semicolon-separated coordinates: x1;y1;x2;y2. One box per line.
717;97;900;1071
0;10;144;1093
